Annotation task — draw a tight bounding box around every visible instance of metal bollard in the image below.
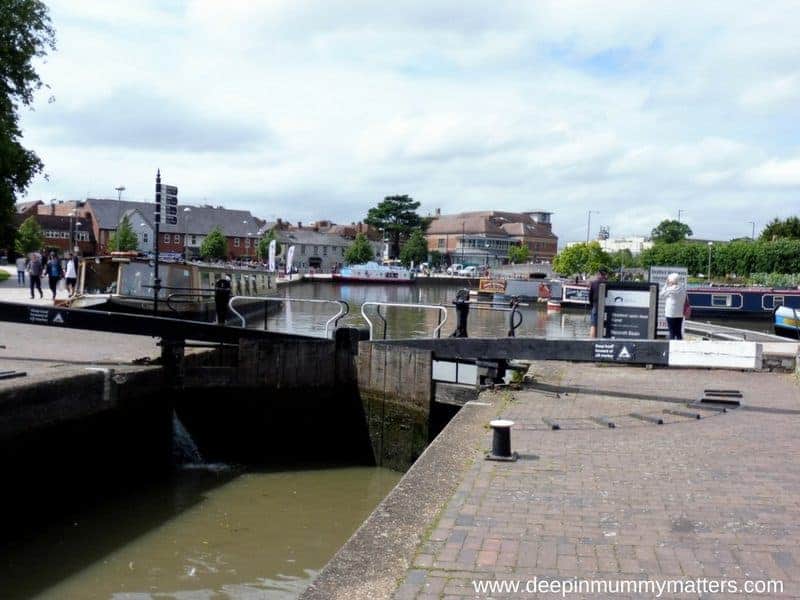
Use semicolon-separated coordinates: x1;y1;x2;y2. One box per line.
485;419;518;461
450;289;470;338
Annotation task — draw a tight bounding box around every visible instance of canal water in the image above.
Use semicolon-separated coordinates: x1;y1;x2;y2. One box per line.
271;280;592;339
1;465;399;599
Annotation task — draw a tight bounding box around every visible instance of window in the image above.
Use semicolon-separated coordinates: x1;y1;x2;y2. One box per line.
711;294;732;307
174;234;181;244
164;233;170;243
245;238;250;248
61;231;70;239
773;296;785;308
313;246;318;255
190;235;197;245
301;244;306;255
142;233;149;244
234;238;240;247
438;238;445;248
323;246;327;255
76;231;90;242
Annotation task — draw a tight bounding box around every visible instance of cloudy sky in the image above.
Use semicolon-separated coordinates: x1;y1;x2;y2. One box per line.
20;1;800;244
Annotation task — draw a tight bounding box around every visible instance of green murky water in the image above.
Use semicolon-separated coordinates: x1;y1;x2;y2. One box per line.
2;466;400;599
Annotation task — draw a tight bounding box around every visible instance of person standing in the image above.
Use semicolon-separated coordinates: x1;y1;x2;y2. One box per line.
64;253;79;297
660;272;687;340
588;266;609;338
45;252;63;300
15;255;27;285
28;252;43;299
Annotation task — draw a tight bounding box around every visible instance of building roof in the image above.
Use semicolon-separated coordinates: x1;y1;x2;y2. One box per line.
275;229;357;247
16;200;43;214
86;198;261;237
427;210;556;239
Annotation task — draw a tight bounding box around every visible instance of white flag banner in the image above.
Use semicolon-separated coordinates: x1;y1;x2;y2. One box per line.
286;245;295;275
268;239;276;272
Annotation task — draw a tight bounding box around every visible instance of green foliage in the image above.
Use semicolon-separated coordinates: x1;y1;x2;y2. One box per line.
257;228;281;259
606;249;639;269
759;216;800;241
1;0;56;250
749;272;800;288
14;216;43;254
640;239;800;277
107;216;139;252
552;242;611;276
200;226;227;260
651;219;693;244
0;270;9;282
344;233;375;264
364;194;426;259
399;229;428;266
507;243;530;264
428;250;443;268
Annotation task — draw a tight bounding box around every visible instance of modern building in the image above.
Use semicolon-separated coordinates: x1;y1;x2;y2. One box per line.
425;210;558;266
598;236;653;255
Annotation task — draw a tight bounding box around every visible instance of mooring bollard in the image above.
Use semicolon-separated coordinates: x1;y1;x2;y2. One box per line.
450;289;470;338
485;419;518;461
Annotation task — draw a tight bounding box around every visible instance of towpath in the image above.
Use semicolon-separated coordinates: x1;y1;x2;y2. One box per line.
309;361;800;599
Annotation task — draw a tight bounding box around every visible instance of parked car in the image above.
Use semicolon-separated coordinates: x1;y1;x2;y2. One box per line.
446;263;464;275
457;266;477;277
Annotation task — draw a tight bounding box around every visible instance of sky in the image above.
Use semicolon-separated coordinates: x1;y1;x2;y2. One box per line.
19;0;800;245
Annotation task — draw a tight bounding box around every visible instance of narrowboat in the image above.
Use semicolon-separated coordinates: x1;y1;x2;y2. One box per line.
686;286;800;319
332;262;415;283
69;253;278;322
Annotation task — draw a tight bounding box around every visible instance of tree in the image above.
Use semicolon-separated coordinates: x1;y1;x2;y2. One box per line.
200;226;227;260
344;233;375;264
507;243;530;264
607;249;638;269
14;215;42;254
651;220;693;244
428;250;444;269
399;229;428;266
760;216;800;241
552;242;611;276
257;228;281;259
364;195;427;259
107;216;139;252
1;1;56;250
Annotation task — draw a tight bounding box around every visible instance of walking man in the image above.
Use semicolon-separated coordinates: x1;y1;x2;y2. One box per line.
28;252;43;299
588;266;609;338
45;252;63;300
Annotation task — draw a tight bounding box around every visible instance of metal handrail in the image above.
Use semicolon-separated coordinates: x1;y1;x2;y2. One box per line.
360;301;448;340
228;296;349;338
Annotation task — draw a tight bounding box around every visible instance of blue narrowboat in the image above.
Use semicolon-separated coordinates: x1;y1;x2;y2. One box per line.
687;286;800;319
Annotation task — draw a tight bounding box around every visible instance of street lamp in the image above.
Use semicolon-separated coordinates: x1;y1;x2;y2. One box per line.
586;210;599;243
678;209;685;223
707;242;713;281
183;207;192;259
485;241;490;268
115;186;125;232
747;221;755;240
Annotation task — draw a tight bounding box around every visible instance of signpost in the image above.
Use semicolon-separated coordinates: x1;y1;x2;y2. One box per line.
153;170;178;315
649;265;688;335
597;281;658;340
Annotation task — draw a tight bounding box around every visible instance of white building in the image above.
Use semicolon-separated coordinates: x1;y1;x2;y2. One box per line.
598;236;653;254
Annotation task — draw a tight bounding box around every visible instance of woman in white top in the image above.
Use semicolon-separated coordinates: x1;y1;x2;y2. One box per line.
660;272;687;339
64;253;78;297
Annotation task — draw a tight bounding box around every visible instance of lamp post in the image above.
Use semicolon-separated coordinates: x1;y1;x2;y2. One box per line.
678;209;685;223
485;241;490;268
707;241;713;281
586;210;599;243
747;221;755;240
461;222;465;264
115;186;125;234
183;207;192;259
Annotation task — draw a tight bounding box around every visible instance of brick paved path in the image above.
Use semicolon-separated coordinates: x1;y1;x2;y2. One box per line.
396;362;800;598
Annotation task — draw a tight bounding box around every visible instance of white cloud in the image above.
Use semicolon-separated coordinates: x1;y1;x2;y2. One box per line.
16;1;800;244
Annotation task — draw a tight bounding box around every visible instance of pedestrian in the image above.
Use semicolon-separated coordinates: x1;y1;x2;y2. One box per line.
588;266;609;338
660;272;687;340
27;252;43;299
65;253;79;297
214;274;232;324
15;255;27;285
45;252;63;300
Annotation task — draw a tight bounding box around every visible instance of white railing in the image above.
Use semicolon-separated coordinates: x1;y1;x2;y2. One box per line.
360;301;448;340
228;296;349;338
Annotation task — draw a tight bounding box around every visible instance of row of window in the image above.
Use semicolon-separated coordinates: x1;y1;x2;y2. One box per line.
299;244;347;257
44;230;90;241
